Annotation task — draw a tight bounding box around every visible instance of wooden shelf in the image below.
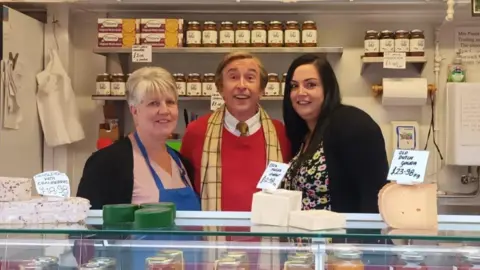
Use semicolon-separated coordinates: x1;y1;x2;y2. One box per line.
91;95;283;101
361;55;427;74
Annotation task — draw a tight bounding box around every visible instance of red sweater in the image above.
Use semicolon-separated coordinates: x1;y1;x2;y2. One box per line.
180;114;291;211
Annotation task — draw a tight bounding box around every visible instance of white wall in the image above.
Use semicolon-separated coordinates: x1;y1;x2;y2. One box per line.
66;5;480;200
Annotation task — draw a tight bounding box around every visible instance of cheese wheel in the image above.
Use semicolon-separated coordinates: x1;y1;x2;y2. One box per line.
102;204;139;225
140;202;177;218
0;177;32;202
378;182;438;230
134;208;174;229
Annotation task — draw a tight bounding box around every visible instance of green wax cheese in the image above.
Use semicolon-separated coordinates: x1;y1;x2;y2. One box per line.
140;202;177;218
134;208;174;229
103;204;139;225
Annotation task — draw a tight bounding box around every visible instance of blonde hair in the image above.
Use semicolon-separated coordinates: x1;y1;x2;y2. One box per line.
126;66;177;106
214;51;268;91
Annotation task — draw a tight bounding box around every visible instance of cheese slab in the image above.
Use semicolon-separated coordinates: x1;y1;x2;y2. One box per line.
140;202;176;218
0;177;32;202
134;208;174;229
103;204;139;225
288;210;346;231
378;182;437;230
251;189;302;227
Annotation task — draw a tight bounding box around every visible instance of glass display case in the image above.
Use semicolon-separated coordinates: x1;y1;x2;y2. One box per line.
1;211;480;270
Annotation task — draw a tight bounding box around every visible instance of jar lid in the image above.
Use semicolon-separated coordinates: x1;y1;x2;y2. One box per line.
204;73;215;77
303;20;315;24
411;29;424;33
188;73;200;76
188;21;200;25
113;73;124;76
366;30;378;34
268;73;278;76
173;73;185;77
237;21;249;24
253;21;265;24
286;20;298;24
98;73;109;76
399;251;425;261
381;30;393;33
335;250;362;260
221;21;233;25
395;30;409;33
283;73;287;76
269;20;282;24
204;21;216;25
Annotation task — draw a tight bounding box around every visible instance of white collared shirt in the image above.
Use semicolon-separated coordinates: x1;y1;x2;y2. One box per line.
224;109;261;137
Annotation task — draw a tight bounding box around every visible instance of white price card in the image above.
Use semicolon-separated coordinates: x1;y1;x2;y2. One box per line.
33;171;71;198
132;45;152;63
210;92;225;111
383;52;406;69
256;161;290;191
388;149;430;185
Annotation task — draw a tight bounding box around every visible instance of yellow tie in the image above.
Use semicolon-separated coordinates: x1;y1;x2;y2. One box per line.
236;122;249;136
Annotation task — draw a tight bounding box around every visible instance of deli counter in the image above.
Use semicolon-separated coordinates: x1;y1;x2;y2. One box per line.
1;211;480;269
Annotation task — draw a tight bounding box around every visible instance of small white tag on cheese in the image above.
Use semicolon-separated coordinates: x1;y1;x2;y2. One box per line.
388;149;429;185
251;189;302;227
33;171;71;198
256;161;290;191
288;210;346;231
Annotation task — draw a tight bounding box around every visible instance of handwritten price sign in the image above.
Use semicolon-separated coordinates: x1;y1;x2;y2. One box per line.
210;92;224;111
33;171;71;198
256;161;290;191
388;150;429;185
383;52;406;69
132;45;152;63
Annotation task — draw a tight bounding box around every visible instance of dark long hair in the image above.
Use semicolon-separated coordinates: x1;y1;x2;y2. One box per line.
282;54;342;172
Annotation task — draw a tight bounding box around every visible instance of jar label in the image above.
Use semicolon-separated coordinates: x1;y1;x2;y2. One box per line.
187;82;202;96
380;38;394;52
202;30;218;45
395;38;410;53
281;82;286;95
302;29;317;44
268;30;283;44
252;29;267;44
285;29;300;44
219;30;234;44
176;82;186;96
186;30;201;45
265;82;280;96
111;82;126;96
364;39;380;53
202;82;217;96
96;82;111;95
410;38;425;52
235;30;251;44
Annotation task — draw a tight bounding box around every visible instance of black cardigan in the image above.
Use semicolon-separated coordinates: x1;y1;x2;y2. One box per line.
76;138;195;210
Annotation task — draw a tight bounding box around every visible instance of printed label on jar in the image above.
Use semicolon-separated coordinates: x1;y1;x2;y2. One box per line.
364;39;380;53
187;82;202;96
285;29;300;44
281;82;285;95
265;82;280;96
111;82;126;96
219;30;234;44
96;82;111;95
395;38;410;53
235;30;251;44
176;82;186;96
252;30;267;44
380;38;395;52
268;30;283;44
202;82;217;96
302;29;317;44
410;38;425;52
202;30;218;45
186;30;201;45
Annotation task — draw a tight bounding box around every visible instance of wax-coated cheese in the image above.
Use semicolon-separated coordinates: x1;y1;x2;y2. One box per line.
0;177;32;202
102;204;139;225
379;182;438;229
288;210;346;231
251;189;302;227
140;202;176;218
134;208;174;229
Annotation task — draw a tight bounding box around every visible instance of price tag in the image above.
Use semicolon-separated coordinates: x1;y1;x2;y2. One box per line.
388;149;430;185
256;161;290;191
210;92;224;111
383;52;406;69
132;45;152;63
33;171;71;198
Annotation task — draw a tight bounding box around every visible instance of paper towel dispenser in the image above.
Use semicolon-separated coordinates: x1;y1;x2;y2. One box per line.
371;78;435;106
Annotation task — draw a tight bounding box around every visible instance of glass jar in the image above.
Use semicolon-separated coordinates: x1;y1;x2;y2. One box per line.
111;73;126;96
173;73;186;96
219;21;234;47
364;30;380;57
409;29;425;56
281;72;287;95
202;21;218;47
202;73;216;96
252;21;267;47
96;73;111;95
187;73;202;96
394;30;410;53
379;30;395;55
301;20;317;47
186;21;201;47
216;257;242;270
330;249;364;270
394;252;426;270
285;21;300;47
145;256;175;270
89;257;116;268
235;21;251;47
265;73;280;96
268;21;284;47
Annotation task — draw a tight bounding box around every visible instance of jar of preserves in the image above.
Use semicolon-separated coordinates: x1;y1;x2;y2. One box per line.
187;73;202;96
111;73;126;96
186;21;201;47
379;30;395;55
265;73;280;96
202;73;216;96
146;256;175;270
395;30;410;53
301;20;317;47
96;73;111;95
409;29;425;56
330;249;364;270
78;262;105;270
268;21;284;47
215;257;242;270
394;252;426;270
173;73;186;96
285;21;300;47
202;21;218;47
89;257;116;268
219;21;234;47
364;30;380;57
252;21;267;47
281;72;287;95
235;21;251;47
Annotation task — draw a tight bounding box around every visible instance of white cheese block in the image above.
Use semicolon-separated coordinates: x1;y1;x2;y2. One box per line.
251;189;302;227
0;177;32;202
0;196;91;224
288;210;346;231
378;182;438;230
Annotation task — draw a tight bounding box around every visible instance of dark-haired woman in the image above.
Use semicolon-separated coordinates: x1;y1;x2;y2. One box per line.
281;54;389;213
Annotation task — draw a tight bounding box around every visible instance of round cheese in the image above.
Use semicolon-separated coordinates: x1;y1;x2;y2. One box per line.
134;208;174;229
140;202;177;218
102;204;139;225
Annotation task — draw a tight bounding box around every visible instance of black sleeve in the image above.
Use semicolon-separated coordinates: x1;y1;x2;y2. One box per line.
76;152;109;210
174;149;197;193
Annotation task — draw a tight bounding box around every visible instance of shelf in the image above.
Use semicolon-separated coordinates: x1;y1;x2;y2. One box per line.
361;55;427;74
91;95;283;101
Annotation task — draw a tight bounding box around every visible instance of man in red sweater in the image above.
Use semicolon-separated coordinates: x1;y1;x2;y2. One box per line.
180;51;291;212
